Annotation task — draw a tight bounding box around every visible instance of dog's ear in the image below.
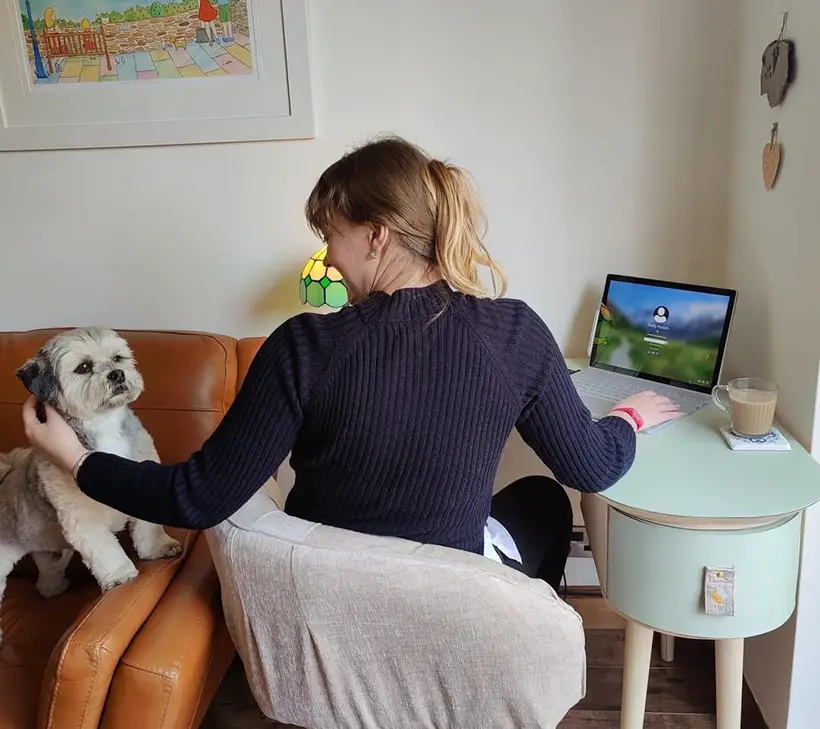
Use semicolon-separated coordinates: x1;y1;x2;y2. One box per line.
16;355;59;403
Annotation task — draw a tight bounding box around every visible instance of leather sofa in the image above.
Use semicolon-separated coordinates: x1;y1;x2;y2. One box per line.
0;329;265;729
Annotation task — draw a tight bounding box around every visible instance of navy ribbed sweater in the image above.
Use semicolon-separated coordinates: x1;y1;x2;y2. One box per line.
78;283;636;554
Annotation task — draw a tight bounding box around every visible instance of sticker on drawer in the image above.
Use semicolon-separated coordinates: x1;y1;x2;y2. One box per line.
704;567;735;617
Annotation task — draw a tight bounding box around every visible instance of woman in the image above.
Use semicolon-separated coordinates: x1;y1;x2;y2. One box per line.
22;136;679;591
197;0;218;44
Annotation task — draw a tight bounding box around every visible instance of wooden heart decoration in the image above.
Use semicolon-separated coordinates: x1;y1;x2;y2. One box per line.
762;141;781;190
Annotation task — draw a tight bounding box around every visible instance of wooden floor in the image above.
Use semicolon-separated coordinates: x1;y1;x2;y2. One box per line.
562;630;766;728
201;629;767;729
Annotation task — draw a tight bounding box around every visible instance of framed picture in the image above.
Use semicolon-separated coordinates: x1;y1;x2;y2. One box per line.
0;0;314;151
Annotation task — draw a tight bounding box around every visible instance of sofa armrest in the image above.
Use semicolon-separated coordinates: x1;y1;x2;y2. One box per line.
100;534;236;729
36;529;195;729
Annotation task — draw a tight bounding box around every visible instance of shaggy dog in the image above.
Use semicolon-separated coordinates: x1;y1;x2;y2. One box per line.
0;328;181;645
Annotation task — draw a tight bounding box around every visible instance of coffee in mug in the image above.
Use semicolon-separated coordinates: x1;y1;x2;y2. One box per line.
712;378;778;437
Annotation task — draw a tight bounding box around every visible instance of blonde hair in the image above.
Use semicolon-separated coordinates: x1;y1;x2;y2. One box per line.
305;135;507;299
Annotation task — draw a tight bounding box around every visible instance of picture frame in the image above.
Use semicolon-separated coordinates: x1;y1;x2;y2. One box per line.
0;0;314;151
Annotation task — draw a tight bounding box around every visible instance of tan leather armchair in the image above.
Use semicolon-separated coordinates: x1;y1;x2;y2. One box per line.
0;329;264;729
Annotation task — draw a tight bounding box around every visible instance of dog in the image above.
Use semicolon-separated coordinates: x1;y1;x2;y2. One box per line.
0;328;181;645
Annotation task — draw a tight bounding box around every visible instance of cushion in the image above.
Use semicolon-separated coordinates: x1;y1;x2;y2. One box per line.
205;490;586;729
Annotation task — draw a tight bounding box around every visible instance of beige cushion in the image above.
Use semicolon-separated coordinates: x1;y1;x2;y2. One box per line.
206;489;586;729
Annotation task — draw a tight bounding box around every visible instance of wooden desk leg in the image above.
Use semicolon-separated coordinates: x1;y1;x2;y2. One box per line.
715;638;744;729
660;634;675;662
620;619;654;729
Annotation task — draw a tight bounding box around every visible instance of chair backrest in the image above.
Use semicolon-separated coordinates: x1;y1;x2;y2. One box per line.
237;336;265;390
207;491;587;729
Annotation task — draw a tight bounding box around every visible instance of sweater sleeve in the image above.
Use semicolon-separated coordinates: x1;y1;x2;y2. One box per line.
76;318;314;529
494;303;636;493
515;354;637;493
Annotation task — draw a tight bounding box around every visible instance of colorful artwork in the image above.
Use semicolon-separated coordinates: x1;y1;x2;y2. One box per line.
19;0;253;84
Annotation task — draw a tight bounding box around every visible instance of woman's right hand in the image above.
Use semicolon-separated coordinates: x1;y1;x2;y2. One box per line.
22;396;88;474
608;391;681;432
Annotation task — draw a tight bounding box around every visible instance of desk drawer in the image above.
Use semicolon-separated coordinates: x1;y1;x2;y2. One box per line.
606;509;801;639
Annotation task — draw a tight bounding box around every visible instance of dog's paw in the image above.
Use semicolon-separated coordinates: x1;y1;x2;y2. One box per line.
36;575;70;599
138;536;183;561
99;562;139;592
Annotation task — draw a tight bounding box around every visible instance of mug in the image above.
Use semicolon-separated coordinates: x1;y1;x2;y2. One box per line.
711;377;779;437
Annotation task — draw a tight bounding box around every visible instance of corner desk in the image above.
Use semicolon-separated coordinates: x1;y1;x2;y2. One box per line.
566;360;820;729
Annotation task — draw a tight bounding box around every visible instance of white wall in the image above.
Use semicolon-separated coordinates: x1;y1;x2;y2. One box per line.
724;2;820;727
1;0;740;516
2;0;734;351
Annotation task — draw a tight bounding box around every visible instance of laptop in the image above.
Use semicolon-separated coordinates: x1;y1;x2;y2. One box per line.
571;274;737;434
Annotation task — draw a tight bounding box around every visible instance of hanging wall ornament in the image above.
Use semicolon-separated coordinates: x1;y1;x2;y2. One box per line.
760;12;796;108
762;123;782;191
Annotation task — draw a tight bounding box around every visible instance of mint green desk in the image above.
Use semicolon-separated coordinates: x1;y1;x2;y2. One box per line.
567;361;820;729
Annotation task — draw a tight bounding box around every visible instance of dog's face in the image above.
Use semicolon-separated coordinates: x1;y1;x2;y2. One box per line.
16;328;144;420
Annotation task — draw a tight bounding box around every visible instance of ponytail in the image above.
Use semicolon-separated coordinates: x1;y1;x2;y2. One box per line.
425;160;507;299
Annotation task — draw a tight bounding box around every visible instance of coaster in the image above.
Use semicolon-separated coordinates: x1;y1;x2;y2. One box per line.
720;426;791;451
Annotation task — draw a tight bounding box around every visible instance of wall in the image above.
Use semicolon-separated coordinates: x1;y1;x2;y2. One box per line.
2;0;734;342
3;2;737;505
27;15;202;59
101;15;202;56
724;2;820;727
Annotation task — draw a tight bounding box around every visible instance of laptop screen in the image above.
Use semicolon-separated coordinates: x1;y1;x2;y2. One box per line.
590;275;737;393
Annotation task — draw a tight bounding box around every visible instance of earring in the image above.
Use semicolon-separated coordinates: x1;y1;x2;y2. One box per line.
368;250;376;259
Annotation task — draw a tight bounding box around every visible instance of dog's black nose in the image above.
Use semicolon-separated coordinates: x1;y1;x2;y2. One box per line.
108;369;125;385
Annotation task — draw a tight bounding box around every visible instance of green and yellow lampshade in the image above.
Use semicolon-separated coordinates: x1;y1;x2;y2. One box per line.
299;245;348;308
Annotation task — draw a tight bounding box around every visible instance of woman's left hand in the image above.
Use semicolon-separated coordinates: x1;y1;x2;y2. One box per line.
22;396;88;474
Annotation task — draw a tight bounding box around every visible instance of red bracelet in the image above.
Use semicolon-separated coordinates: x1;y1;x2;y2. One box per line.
610;406;644;432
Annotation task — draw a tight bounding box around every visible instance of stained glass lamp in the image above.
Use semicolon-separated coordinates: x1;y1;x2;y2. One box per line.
299;245;348;308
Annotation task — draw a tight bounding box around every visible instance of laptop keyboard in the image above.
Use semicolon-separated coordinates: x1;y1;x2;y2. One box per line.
571;367;709;412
